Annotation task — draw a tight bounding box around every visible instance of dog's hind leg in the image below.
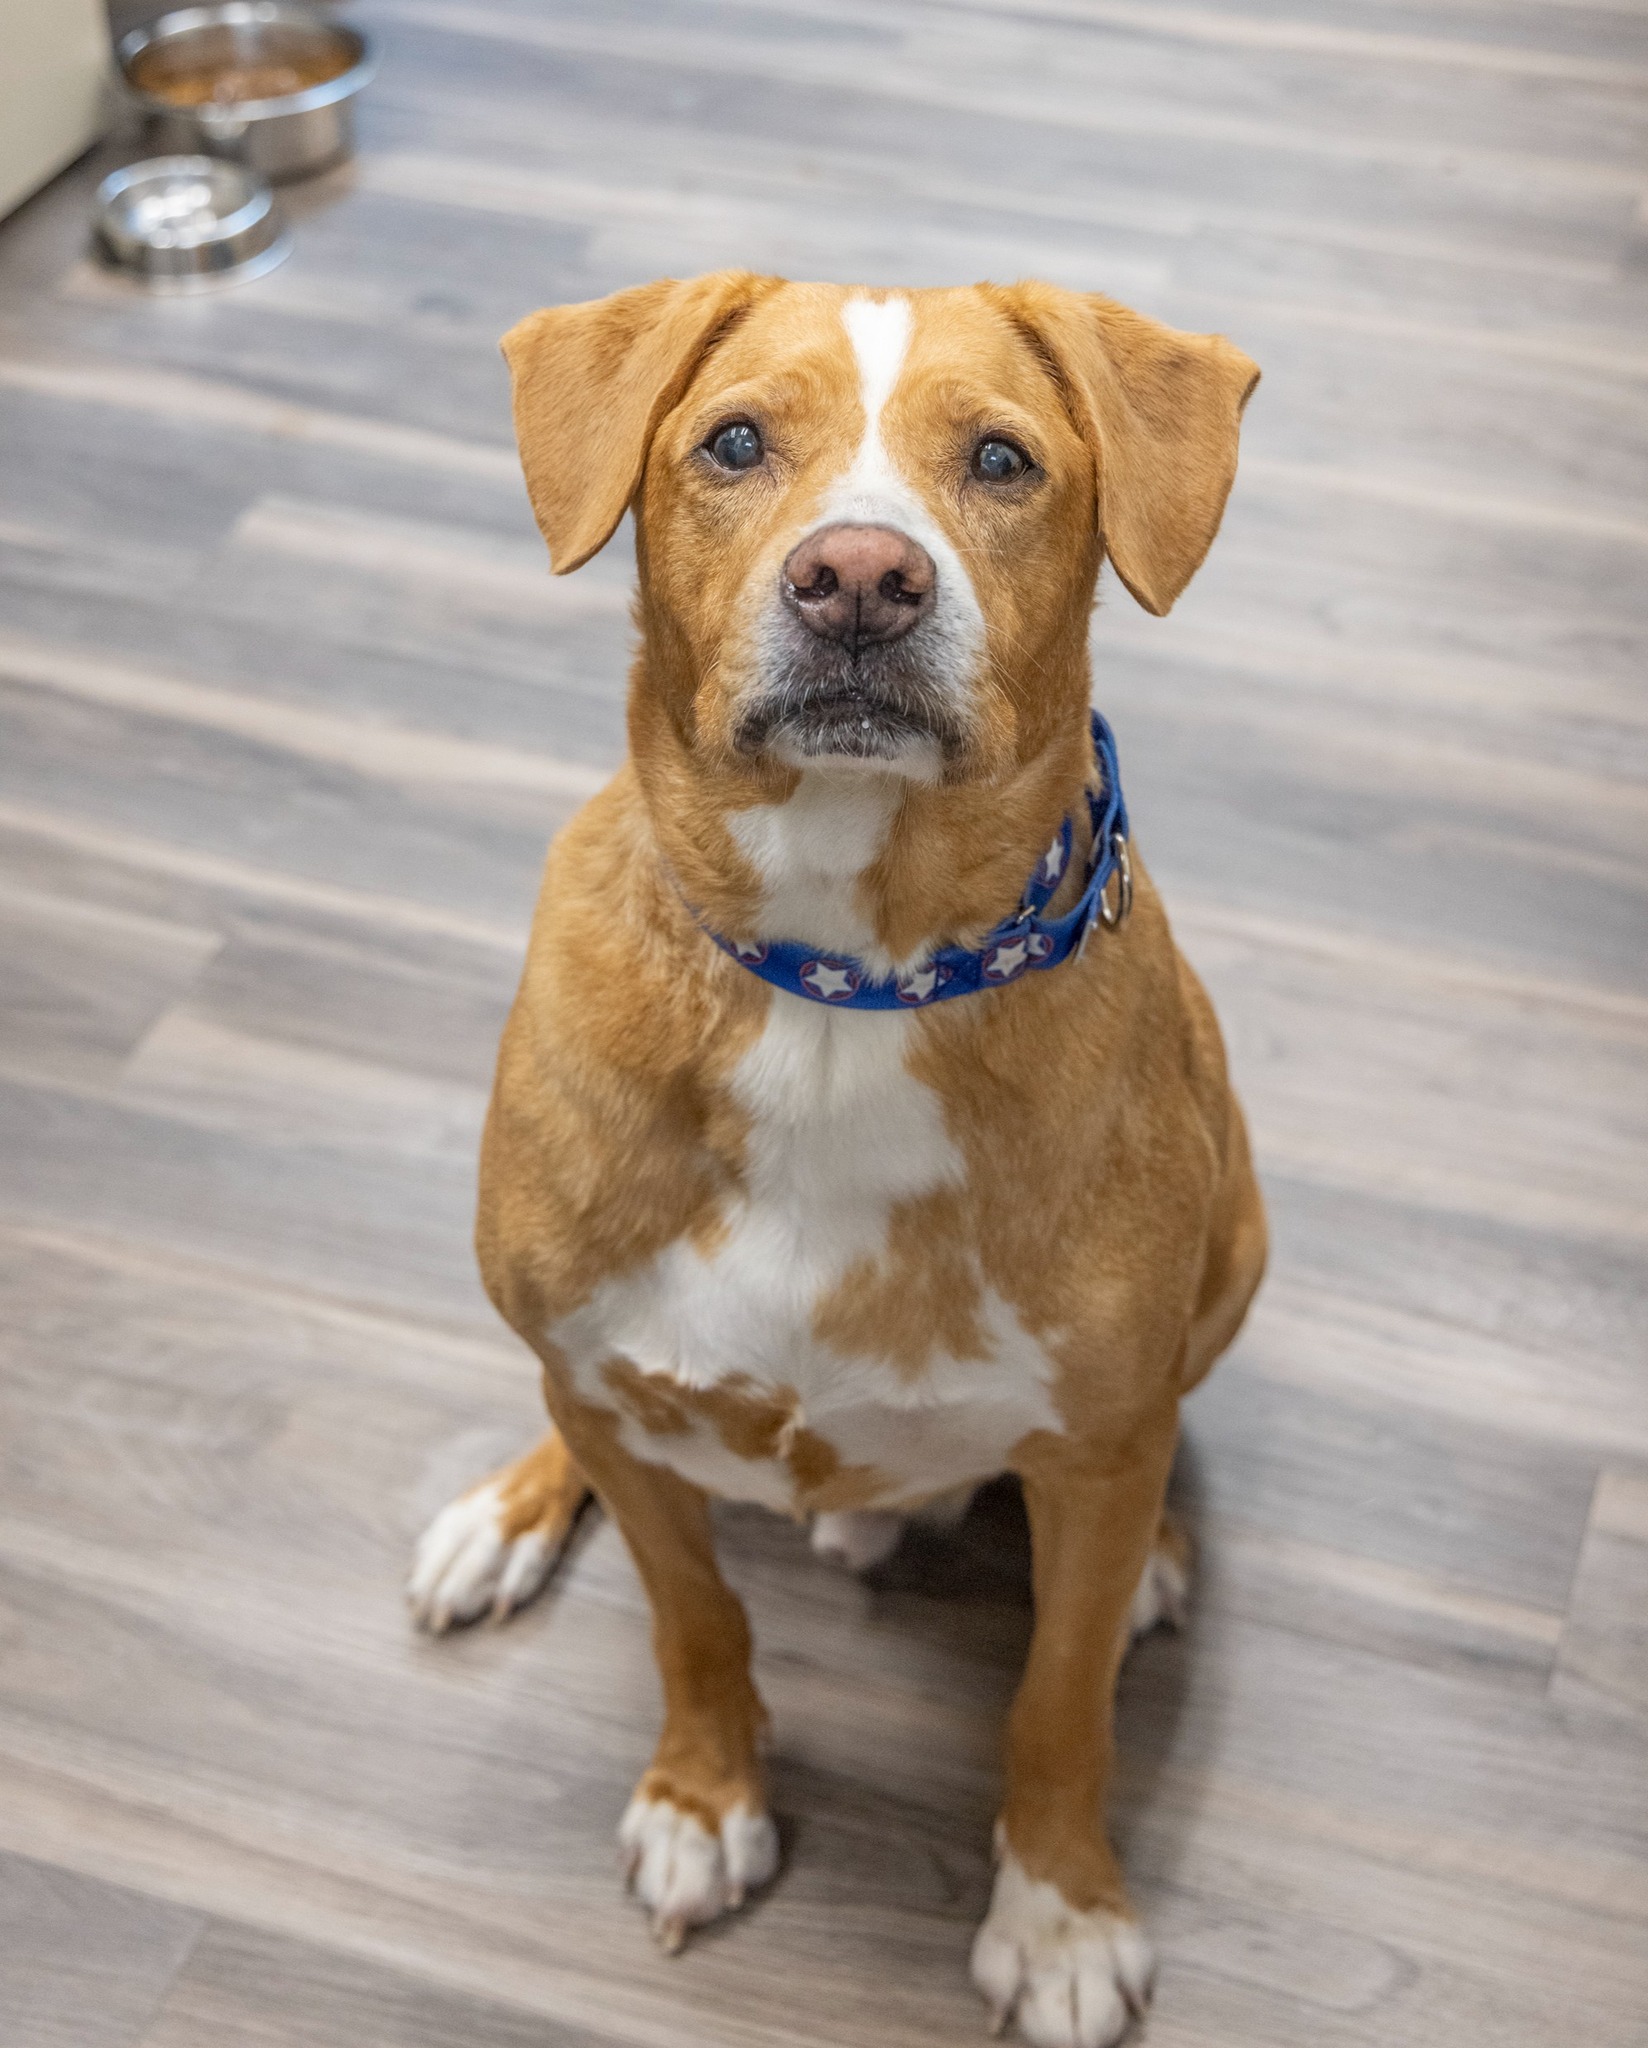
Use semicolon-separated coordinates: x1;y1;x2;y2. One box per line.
407;1426;592;1633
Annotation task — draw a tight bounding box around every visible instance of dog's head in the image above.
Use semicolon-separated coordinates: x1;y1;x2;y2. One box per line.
503;275;1257;784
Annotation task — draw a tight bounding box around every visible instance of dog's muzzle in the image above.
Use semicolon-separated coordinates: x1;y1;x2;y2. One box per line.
735;522;969;766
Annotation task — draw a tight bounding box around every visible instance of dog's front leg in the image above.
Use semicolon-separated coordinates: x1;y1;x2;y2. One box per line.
561;1404;779;1951
975;1404;1179;2048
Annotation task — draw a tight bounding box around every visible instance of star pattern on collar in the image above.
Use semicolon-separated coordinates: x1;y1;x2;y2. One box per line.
983;931;1053;982
800;958;860;1002
895;961;952;1005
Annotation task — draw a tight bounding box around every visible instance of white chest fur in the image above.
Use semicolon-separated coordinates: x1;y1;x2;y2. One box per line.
549;993;1063;1510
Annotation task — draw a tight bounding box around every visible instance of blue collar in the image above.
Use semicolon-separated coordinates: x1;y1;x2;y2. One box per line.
699;710;1132;1010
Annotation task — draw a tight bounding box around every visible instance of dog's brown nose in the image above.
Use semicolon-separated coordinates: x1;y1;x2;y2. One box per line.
781;524;936;651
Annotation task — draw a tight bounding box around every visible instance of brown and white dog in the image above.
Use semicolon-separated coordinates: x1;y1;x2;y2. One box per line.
408;273;1266;2048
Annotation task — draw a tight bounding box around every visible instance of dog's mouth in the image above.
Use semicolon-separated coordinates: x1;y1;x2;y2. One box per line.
746;688;937;763
734;642;969;770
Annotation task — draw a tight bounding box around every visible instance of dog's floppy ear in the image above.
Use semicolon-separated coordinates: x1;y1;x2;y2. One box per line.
501;270;777;574
998;283;1259;617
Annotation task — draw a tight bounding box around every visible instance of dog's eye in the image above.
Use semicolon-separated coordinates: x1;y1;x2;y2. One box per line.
707;422;764;471
972;437;1030;484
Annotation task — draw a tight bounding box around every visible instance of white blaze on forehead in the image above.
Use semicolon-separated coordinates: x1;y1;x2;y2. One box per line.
836;294;912;502
843;294;913;448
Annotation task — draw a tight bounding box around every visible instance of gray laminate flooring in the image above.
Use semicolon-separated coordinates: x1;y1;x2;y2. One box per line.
1;2;1645;2043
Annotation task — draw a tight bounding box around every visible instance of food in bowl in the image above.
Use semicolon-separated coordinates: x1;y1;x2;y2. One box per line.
127;37;352;107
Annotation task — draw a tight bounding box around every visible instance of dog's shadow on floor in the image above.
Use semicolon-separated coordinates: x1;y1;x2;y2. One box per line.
869;1470;1038;1605
740;1444;1204;1909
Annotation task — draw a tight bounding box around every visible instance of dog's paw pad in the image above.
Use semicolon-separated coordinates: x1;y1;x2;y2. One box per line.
971;1851;1154;2048
810;1509;905;1573
406;1481;553;1634
618;1795;778;1950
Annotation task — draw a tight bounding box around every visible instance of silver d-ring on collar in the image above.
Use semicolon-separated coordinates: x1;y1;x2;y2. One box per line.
1097;831;1133;929
1076;829;1132;962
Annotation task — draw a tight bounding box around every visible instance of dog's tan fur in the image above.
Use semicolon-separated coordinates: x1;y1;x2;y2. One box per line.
420;273;1265;2037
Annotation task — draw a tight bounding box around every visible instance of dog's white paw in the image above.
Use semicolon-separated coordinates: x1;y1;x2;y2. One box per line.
618;1795;779;1951
971;1849;1154;2048
1127;1536;1189;1643
811;1508;905;1572
407;1480;554;1633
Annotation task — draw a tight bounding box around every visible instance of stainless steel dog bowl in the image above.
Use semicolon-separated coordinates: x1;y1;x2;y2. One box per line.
93;156;291;291
117;2;376;182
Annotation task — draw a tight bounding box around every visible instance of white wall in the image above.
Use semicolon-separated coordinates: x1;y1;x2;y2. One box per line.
0;0;111;221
